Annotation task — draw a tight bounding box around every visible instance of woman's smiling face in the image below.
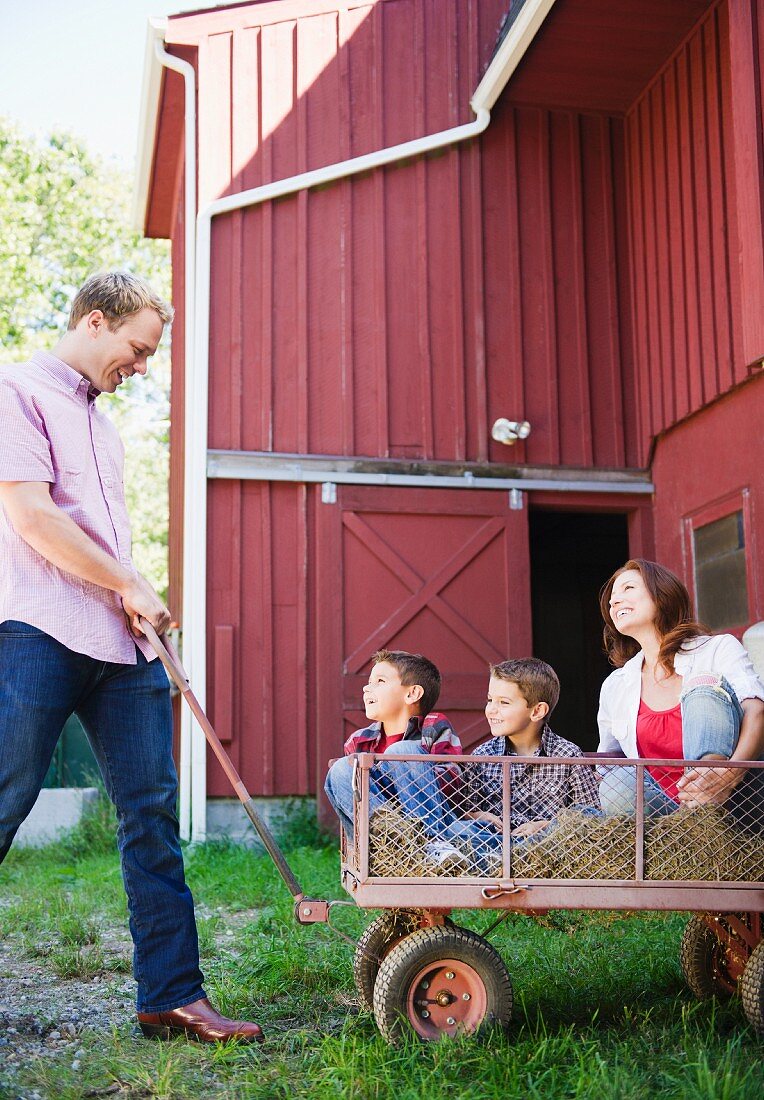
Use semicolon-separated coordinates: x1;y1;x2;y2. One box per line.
608;568;658;637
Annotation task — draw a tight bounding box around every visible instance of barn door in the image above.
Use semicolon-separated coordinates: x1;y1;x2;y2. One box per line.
315;486;531;777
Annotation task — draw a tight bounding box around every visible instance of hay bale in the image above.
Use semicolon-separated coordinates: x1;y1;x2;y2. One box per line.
364;802;764;883
509;810;636;880
644;806;764;881
367;805;472;878
368;805;428;877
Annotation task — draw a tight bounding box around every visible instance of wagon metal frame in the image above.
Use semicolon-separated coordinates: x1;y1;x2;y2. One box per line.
145;625;764;1042
342;752;764;913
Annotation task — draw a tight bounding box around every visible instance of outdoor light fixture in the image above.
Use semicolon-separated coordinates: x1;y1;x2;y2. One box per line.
491;418;531;444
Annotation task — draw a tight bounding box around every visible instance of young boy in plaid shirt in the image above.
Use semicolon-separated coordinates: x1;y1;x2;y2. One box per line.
324;649;466;868
446;658;600;861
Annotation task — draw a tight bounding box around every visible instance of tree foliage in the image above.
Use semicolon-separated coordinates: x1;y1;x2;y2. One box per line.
0;119;172;598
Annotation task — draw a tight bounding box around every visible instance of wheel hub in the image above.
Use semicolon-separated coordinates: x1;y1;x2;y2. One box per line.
407;958;488;1039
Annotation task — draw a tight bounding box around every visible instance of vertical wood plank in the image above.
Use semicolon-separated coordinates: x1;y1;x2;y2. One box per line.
668;51;693;420
727;0;764;367
551;111;592;465
584;114;626;467
213;624;234;744
705;8;734;395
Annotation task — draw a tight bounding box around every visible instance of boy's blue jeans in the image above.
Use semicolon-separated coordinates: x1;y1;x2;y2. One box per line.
444;807;601;873
324;740;451;842
599;675;763;824
0;621;205;1013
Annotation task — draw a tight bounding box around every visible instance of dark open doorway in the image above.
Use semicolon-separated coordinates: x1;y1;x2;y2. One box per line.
529;510;629;750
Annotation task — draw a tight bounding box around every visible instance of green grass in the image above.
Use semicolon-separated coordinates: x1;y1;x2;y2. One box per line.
1;807;762;1098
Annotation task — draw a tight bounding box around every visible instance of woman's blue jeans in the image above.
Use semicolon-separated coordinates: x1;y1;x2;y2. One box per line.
599;675;762;825
0;621;205;1012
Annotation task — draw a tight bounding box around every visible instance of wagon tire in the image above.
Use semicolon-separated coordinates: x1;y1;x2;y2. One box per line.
680;915;735;1000
741;942;764;1034
372;925;512;1043
353;911;429;1013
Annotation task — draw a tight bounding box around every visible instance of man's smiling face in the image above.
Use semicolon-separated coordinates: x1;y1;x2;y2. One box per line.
80;307;163;394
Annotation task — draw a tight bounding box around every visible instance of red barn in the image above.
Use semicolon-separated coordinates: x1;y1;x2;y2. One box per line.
135;0;764;839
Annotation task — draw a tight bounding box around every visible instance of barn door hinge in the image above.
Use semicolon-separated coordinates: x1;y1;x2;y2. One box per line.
321;482;337;504
509;489;524;510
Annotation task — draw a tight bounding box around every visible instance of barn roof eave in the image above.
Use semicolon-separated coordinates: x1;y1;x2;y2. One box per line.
132;17;169;234
470;0;558;113
133;0;560;233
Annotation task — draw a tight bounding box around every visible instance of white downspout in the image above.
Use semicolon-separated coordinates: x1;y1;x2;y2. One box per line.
188;107;490;842
153;41;196;842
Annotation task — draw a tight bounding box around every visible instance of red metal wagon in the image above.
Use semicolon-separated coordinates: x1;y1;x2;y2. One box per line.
147;626;764;1043
337;750;764;1041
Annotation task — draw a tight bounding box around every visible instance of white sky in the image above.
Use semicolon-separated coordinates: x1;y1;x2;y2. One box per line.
0;0;221;166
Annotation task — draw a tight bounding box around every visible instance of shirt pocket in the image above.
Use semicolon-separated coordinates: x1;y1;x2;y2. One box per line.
50;465;84;509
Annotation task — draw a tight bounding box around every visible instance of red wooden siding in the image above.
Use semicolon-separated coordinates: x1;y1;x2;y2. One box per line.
482;101;632;469
149;0;764;801
625;0;764;463
166;0;633;470
205;480;532;798
651;373;764;629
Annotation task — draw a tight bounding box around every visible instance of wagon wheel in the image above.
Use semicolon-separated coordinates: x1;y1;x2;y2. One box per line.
741;942;764;1034
680;916;736;999
353;910;427;1013
372;925;513;1042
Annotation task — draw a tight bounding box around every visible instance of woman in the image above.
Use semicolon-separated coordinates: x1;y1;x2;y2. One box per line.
597;559;764;820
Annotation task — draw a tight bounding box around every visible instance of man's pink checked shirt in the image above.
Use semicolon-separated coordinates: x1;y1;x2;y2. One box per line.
0;351;154;663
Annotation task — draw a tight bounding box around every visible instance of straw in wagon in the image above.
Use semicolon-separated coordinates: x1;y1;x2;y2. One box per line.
367;805;473;878
644;805;764;882
506;809;637;880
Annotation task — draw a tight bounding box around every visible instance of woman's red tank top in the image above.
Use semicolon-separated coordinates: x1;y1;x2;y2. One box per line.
636;698;683;800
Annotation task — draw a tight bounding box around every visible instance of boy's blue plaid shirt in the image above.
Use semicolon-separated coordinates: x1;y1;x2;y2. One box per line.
461;726;600;826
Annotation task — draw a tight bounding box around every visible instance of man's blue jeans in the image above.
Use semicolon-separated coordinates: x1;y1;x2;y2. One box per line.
324;740;451;841
0;621;205;1012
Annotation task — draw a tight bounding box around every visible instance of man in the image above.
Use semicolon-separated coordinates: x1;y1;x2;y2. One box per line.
0;272;263;1044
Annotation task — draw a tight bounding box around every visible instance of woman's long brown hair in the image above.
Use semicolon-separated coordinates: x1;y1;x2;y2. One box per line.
599;559;707;673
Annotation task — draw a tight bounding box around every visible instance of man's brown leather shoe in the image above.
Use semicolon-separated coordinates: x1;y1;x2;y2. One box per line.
137;997;264;1043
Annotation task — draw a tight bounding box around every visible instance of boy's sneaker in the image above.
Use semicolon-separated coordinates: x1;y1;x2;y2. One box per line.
423;839;470;874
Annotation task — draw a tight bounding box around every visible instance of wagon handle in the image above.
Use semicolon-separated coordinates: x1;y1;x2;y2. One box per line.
140;618;306;902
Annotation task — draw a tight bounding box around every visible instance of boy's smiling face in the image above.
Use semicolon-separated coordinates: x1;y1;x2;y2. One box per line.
362;661;419;728
485;676;544;740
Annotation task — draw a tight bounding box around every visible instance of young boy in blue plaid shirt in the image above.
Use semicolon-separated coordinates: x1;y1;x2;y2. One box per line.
446;658;600;860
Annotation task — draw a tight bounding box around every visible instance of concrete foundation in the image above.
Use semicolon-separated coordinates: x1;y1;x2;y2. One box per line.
14;787;100;847
204;796;317;848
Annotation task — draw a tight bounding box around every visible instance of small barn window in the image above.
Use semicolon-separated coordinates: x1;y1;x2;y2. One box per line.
693;511;748;630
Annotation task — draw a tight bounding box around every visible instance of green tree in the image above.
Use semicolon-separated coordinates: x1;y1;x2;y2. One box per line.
0;119;171;598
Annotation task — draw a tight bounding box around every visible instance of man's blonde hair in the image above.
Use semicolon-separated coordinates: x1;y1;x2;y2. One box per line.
68;271;173;331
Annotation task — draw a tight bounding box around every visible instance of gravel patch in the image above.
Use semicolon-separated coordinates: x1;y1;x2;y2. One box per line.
0;933;134;1096
0;905;265;1097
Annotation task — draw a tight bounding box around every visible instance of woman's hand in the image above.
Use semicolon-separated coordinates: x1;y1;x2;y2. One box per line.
676;760;739;806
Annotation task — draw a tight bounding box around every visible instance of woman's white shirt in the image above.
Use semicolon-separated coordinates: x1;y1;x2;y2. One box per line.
596;634;764;757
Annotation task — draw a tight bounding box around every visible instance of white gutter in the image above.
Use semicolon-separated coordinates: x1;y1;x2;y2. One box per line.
149;38;197;843
142;0;554;843
133;19;168;232
470;0;558;113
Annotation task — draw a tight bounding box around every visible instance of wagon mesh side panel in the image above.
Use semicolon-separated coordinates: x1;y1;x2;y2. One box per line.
350;756;764;885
